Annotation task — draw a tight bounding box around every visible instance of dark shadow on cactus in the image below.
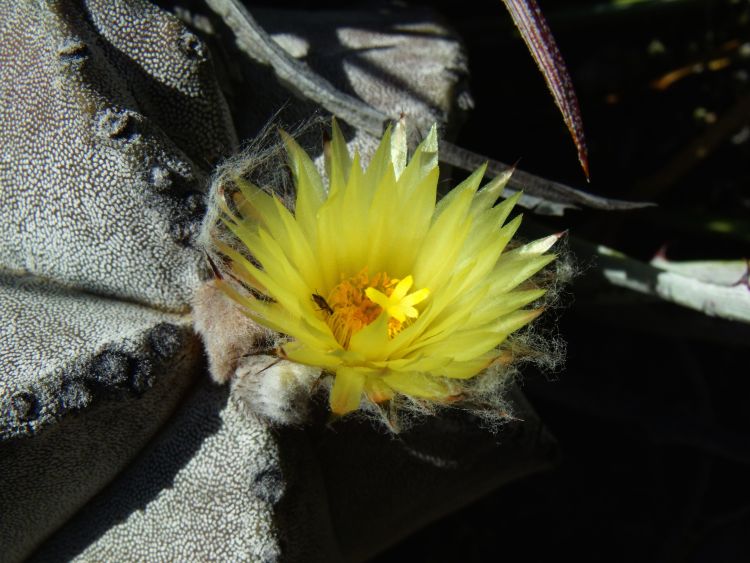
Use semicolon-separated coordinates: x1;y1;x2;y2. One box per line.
271;387;560;562
28;374;226;562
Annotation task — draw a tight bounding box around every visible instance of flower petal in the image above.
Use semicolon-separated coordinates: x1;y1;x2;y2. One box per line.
415;309;543;363
366;165;438;275
413;181;476;291
449;214;524;297
330;367;366;414
490;250;557;294
348;311;391;360
395;124;438;190
280;130;326;244
324;118;351;199
382;371;456;400
469;169;513;217
390;118;408;178
363;124;396;192
282;341;343;370
432;162;486;221
467;288;547;326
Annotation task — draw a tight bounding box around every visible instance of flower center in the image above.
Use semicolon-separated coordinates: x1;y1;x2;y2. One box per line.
323;269;430;349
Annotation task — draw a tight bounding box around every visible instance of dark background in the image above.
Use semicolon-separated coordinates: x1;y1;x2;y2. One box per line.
377;1;750;561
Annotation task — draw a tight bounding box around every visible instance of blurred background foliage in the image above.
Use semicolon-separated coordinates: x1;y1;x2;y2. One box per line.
455;0;750;262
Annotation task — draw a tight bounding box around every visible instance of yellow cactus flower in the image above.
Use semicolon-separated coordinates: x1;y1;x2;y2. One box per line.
215;120;558;416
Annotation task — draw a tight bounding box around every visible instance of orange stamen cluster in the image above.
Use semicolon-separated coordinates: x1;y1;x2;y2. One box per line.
323;269;405;348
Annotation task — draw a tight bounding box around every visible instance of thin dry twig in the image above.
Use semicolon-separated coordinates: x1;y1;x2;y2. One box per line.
206;0;649;215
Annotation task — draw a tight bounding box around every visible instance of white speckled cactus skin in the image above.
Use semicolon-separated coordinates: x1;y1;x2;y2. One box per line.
0;2;554;561
0;0;237;311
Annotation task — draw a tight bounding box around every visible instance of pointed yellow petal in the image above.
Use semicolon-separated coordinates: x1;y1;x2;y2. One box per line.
389;166;440;275
314;195;345;289
490;252;557;294
348;311;390;360
337;152;373;274
396;124;438;190
468;289;546;326
433;163;486;221
406;283;490;348
461;212;522;263
216;231;305;316
469;170;514;217
231;181;322;289
450;214;524;296
390;118;408;178
416;309;543;363
382;371;456;400
512;233;562;256
270;197;323;289
489;190;523;227
218;281;333;350
234;178;278;228
325;118;351;198
364;165;439;276
280;129;325;242
223;220;309;301
413;183;475;290
282;341;343;370
330;367;366;414
385;258;478;356
363;164;400;273
211;240;265;292
438;353;495;379
459;191;524;271
363;124;394;192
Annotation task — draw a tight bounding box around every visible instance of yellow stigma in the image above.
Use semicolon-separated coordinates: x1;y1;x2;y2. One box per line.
324;270;429;348
365;275;430;323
